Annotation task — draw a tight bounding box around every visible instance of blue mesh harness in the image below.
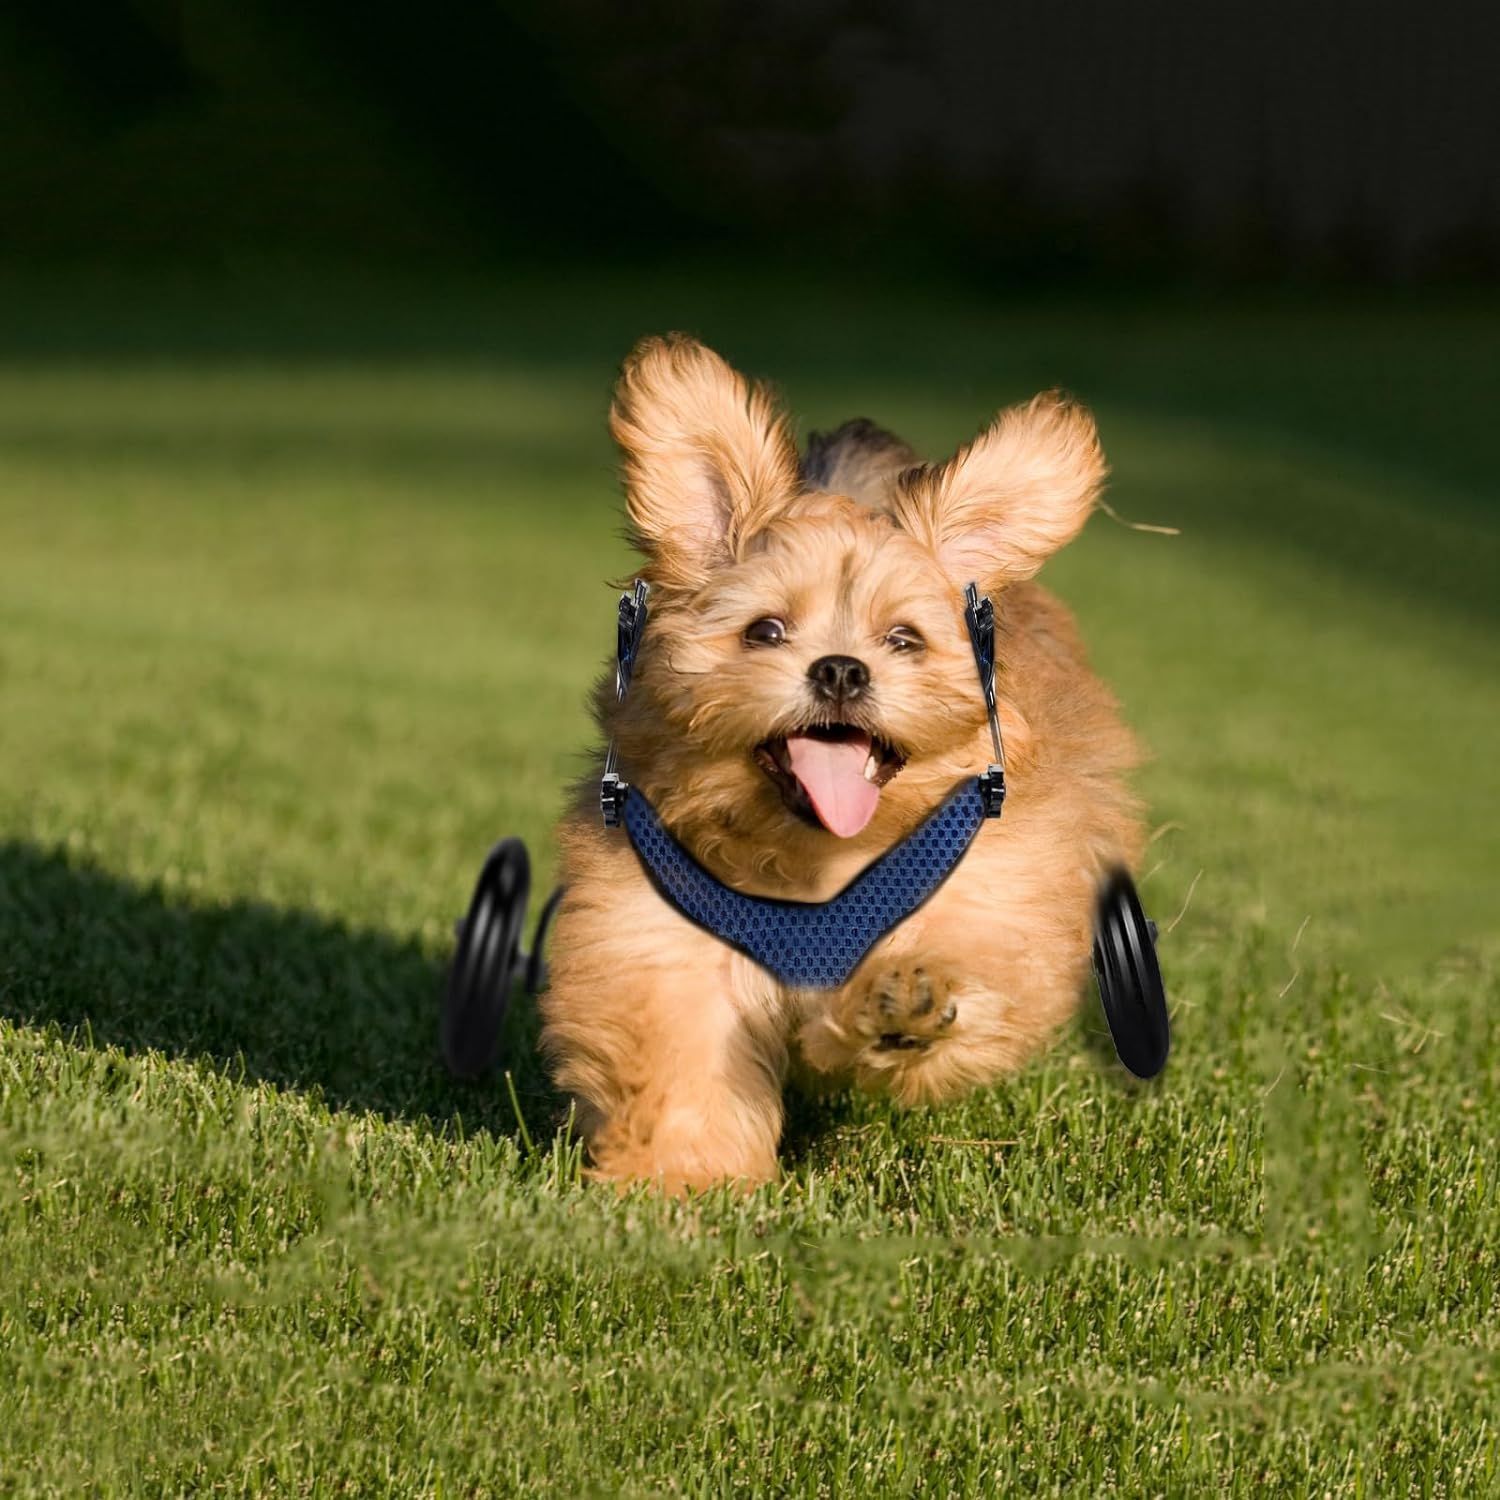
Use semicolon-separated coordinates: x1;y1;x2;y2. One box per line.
623;778;988;988
598;580;1008;991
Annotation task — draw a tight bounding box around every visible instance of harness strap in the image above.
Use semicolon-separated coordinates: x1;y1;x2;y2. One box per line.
600;580;650;826
963;583;1007;817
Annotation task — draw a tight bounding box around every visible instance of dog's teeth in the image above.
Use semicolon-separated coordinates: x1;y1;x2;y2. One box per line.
864;752;879;782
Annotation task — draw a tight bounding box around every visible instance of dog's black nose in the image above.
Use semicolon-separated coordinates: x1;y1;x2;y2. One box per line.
808;654;870;703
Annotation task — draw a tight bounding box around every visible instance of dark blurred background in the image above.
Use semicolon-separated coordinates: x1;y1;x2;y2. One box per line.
3;0;1497;281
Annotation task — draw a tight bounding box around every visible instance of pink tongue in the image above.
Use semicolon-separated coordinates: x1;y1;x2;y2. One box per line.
784;731;880;838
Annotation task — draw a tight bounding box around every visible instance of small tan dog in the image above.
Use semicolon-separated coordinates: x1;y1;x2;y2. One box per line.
540;335;1142;1191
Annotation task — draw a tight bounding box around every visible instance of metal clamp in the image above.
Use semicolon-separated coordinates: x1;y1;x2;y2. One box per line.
963;582;1007;819
600;579;650;826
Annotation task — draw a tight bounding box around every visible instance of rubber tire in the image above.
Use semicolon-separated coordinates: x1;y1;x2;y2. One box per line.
442;839;530;1078
1092;867;1170;1079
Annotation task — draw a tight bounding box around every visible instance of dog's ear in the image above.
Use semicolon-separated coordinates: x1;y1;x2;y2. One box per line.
611;334;799;588
892;392;1105;590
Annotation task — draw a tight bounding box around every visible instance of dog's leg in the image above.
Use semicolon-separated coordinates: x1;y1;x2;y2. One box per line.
541;925;787;1193
798;951;1087;1107
564;989;785;1193
798;823;1125;1105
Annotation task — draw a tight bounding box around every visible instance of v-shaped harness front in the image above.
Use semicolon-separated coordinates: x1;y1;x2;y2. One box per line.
599;580;1008;990
623;779;988;988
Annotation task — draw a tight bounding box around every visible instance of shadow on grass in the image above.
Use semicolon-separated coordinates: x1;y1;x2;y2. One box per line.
0;838;897;1176
778;1087;860;1172
0;839;561;1142
0;837;1162;1175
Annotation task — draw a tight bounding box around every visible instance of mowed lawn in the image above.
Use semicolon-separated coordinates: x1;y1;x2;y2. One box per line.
0;271;1496;1495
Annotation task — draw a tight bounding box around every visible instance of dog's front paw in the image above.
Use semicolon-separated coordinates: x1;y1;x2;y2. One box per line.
795;960;965;1085
857;964;958;1052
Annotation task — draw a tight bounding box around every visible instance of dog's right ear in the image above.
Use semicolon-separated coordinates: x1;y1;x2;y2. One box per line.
611;335;799;588
890;391;1106;591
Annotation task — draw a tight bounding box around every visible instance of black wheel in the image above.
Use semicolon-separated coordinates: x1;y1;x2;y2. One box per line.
1092;867;1170;1079
442;839;530;1078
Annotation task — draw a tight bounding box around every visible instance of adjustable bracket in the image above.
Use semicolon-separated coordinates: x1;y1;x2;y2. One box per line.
600;579;650;826
963;582;1007;818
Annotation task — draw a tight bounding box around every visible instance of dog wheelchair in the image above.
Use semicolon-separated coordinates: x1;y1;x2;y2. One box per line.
442;581;1168;1083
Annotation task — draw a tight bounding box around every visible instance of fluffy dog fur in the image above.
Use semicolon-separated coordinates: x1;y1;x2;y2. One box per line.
539;335;1143;1191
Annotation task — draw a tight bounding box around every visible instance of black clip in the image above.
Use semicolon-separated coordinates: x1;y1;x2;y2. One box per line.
601;580;650;827
978;766;1007;817
963;582;1007;819
599;772;628;827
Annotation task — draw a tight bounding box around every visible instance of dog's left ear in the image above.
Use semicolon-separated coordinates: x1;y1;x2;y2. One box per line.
611;334;799;588
892;392;1106;590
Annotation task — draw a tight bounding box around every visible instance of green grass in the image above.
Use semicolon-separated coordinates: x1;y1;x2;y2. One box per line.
0;268;1496;1495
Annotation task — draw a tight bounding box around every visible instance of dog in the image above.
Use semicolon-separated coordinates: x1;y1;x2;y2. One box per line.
539;335;1143;1191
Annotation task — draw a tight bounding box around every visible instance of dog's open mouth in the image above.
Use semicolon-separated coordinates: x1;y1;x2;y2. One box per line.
754;725;906;838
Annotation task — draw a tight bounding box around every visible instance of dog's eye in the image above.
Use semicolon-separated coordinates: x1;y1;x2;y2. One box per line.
885;625;925;653
743;616;788;647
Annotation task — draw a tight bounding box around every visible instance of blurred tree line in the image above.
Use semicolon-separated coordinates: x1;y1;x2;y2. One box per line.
2;0;1496;279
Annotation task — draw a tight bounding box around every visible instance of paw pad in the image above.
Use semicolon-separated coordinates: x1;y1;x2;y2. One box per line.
865;968;956;1051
